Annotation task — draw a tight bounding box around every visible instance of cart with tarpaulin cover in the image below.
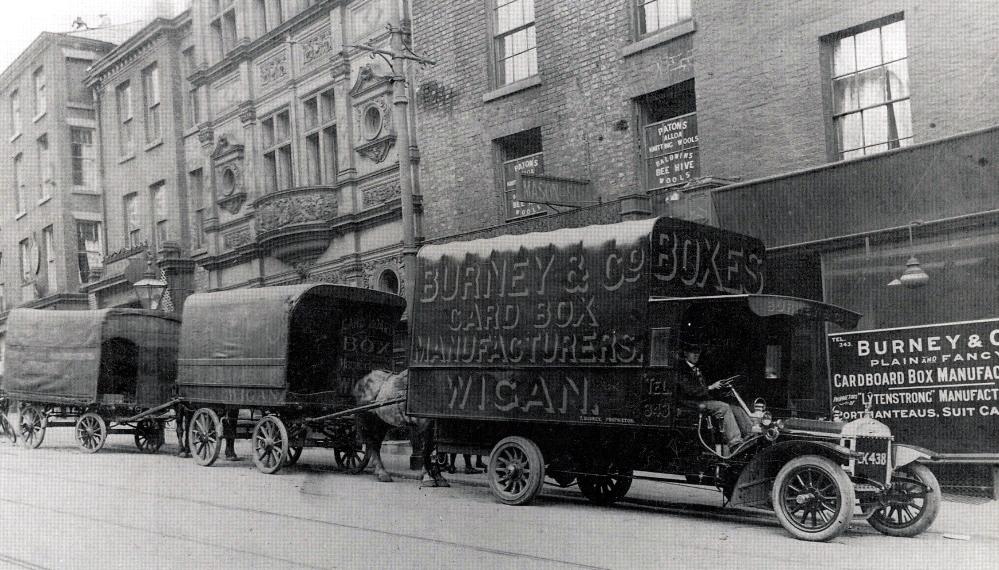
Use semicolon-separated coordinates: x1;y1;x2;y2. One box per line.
177;284;406;474
407;216;942;541
1;308;181;453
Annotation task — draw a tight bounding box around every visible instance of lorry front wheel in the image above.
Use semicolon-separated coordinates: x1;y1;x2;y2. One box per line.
488;436;545;506
772;455;855;542
868;463;940;537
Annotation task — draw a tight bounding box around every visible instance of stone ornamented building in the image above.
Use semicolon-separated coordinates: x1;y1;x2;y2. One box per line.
183;0;417;311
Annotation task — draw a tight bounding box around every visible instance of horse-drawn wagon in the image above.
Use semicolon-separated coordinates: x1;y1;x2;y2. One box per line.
407;216;942;541
1;308;181;453
177;284;406;474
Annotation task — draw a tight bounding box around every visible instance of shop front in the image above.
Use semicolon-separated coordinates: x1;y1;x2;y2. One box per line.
712;124;999;495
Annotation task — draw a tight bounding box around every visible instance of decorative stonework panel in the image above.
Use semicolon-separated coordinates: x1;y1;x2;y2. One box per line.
255;190;339;232
223;227;252;249
258;50;289;88
300;28;333;70
360;180;400;208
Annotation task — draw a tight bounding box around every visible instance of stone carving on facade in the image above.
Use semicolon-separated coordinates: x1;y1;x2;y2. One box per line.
349;64;391;98
354;96;396;164
307;269;345;284
360;255;404;295
197;124;215;147
212;136;247;215
301;29;333;67
259;51;289;87
222;227;253;249
255;190;339;232
360;180;401;208
238;101;256;125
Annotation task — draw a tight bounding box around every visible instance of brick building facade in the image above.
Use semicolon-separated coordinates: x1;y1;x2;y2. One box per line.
411;0;999;238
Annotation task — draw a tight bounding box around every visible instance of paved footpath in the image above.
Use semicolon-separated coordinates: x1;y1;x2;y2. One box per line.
376;441;999;543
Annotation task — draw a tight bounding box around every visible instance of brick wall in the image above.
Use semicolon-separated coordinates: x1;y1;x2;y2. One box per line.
413;0;999;240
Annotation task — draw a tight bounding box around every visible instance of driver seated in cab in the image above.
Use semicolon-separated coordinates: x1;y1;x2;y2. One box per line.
676;338;754;451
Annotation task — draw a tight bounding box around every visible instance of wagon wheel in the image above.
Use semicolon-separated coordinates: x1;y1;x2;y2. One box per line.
334;444;371;474
488;436;546;506
75;413;108;454
134;419;165;454
18;405;47;449
578;462;633;506
772;455;855;542
251;415;289;475
284;446;304;467
188;408;223;467
0;412;17;445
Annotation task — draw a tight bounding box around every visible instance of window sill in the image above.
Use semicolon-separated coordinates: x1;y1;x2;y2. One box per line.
32;111;46;123
144;139;164;152
482;75;542;103
183;125;199;138
15;211;26;220
622;19;696;58
118;153;136;165
37;196;51;206
71;187;101;195
9;132;21;143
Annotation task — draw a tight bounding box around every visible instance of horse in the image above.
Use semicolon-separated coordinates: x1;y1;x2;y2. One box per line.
352;369;449;487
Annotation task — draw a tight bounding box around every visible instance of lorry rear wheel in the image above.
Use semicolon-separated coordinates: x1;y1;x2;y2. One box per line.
488;436;545;506
772;455;854;542
868;463;940;537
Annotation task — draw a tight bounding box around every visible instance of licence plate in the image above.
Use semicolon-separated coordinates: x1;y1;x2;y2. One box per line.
854;437;890;484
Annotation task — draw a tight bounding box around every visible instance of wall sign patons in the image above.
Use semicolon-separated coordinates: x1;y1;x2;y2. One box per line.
211;136;247;215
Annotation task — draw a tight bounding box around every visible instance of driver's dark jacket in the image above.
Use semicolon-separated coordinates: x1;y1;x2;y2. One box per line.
676;361;712;402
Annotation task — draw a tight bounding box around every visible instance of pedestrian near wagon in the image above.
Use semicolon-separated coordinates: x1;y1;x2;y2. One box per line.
675;339;754;451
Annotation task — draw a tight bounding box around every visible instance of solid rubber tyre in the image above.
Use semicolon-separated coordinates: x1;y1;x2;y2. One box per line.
578;464;633;506
868;463;940;537
772;455;855;542
488;436;546;506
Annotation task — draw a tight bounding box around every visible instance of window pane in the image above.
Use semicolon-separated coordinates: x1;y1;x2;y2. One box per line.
526;47;538;76
856;67;886;107
888;99;912;140
677;0;691;20
836;112;863;152
832;36;855;77
643;2;660;34
522;0;534;25
862;105;889;146
885;60;909;99
833;76;858;113
658;0;678;28
854;28;882;70
881;20;907;62
496;2;514;34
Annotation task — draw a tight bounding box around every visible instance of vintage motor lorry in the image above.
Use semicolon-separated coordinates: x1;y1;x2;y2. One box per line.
406;216;941;541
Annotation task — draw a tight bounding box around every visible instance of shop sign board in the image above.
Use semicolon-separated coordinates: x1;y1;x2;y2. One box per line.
644;112;700;190
504;153;546;220
828;318;999;455
516;173;596;207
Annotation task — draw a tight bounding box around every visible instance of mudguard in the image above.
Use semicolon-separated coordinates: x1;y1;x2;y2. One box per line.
892;443;934;469
728;440;855;508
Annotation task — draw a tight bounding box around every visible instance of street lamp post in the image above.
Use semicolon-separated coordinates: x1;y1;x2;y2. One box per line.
133;254;168;310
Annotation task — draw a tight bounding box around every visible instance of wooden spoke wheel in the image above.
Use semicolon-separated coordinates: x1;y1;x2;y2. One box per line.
0;412;17;445
188;408;223;467
18;405;47;450
284;446;304;467
333;444;371;474
134;419;165;454
251;415;289;475
75;413;108;454
868;463;941;537
488;436;546;506
578;463;633;506
772;455;855;542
